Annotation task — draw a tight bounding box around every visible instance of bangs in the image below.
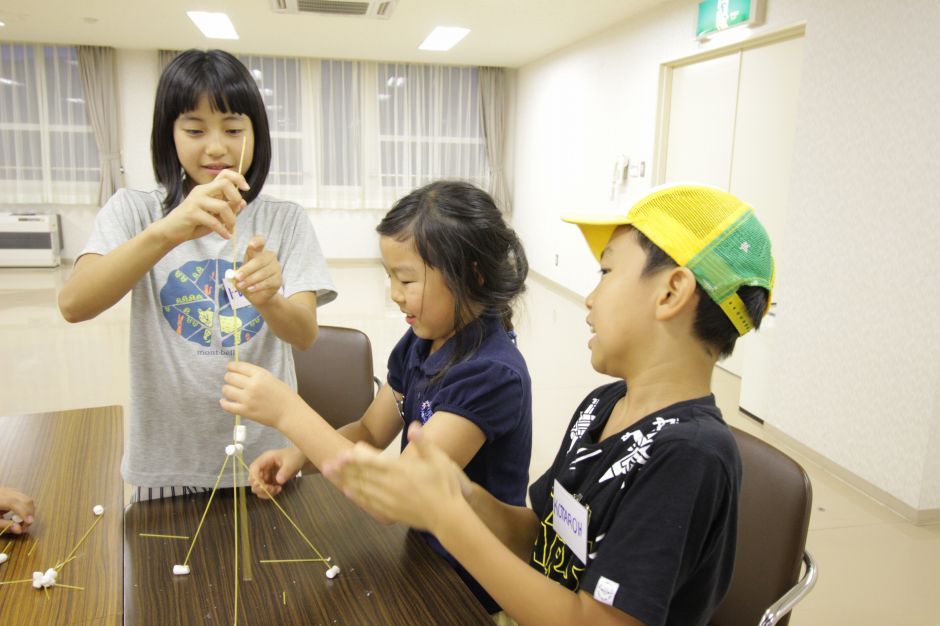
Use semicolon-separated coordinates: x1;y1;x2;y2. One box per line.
161;56;259;120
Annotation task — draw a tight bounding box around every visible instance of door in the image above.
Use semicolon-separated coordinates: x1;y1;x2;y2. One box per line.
659;32;805;420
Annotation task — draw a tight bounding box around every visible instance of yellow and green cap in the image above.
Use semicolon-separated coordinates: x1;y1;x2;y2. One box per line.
562;184;775;335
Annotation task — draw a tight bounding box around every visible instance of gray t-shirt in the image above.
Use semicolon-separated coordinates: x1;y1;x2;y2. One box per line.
81;188;337;488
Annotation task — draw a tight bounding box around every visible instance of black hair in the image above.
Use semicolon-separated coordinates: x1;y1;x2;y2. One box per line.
151;49;271;214
634;230;769;359
376;180;528;375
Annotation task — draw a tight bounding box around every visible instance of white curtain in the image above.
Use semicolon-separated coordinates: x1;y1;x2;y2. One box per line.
0;43;100;204
77;45;125;205
479;67;512;216
239;56;490;210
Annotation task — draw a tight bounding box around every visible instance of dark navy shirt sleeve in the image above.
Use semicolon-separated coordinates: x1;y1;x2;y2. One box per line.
385;329;415;393
430;358;527;441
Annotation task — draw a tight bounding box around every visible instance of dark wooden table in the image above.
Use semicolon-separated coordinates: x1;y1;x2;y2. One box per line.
124;473;492;625
0;406;124;625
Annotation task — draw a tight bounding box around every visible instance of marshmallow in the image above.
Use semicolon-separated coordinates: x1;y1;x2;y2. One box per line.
11;514;22;524
225;444;236;456
44;568;58;580
32;571;43;589
325;565;340;579
173;564;191;576
233;425;246;443
41;574;56;588
93;504;105;516
234;443;244;453
0;553;8;564
225;268;236;281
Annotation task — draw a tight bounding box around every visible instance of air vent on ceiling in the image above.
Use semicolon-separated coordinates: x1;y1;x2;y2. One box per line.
270;0;397;19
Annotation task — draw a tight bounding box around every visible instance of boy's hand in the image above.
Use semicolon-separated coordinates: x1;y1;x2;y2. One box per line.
154;170;249;246
323;422;472;532
0;487;35;535
247;447;306;499
234;236;283;308
220;362;302;431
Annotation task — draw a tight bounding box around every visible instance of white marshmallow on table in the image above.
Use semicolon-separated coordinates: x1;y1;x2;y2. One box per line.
225;444;237;456
325;565;340;579
93;504;105;516
173;564;191;576
0;552;8;564
31;569;56;589
233;425;246;443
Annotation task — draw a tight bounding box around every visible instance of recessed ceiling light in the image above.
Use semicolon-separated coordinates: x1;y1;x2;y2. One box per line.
418;26;470;51
186;11;239;40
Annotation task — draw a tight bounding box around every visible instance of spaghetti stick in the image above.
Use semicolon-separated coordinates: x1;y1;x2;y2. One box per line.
139;533;190;540
236;456;330;568
232;132;253;583
54;516;102;573
182;454;231;566
233;444;240;626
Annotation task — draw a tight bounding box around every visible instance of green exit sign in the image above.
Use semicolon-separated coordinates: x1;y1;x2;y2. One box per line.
696;0;764;39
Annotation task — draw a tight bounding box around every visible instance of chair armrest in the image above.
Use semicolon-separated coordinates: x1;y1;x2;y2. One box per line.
759;551;818;626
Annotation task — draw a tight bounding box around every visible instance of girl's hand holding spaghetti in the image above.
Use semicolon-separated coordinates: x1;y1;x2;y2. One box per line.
220;361;304;430
155;169;249;246
235;235;283;307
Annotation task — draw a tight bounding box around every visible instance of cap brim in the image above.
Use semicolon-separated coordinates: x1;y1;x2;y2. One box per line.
561;213;633;261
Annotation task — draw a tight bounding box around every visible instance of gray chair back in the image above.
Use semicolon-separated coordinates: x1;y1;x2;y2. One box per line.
710;427;813;626
292;325;376;429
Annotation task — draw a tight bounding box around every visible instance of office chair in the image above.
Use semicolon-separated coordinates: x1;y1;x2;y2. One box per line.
292;325;380;429
710;427;818;626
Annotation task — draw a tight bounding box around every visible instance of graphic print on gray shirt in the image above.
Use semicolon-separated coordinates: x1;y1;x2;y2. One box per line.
81;188;336;487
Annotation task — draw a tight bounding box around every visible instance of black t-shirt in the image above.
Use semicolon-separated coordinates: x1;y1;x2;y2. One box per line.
528;381;741;626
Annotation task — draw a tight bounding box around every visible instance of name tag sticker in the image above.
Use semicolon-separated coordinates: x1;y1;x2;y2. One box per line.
223;272;251;309
552;479;589;565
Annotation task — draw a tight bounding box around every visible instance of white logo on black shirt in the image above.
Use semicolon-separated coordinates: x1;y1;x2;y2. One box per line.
598;416;678;484
568;398;600;452
594;576;620;606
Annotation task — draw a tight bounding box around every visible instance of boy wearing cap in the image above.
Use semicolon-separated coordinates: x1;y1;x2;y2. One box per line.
323;185;775;626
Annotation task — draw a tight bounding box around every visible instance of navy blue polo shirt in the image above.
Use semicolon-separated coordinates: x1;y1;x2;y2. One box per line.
387;314;533;611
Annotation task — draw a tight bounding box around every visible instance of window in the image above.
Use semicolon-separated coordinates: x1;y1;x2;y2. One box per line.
238;55;489;209
377;64;488;190
0;44;100;204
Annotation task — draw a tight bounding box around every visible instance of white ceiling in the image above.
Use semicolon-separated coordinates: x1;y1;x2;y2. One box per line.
0;0;670;68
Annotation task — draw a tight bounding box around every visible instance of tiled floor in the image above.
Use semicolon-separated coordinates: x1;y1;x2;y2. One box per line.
1;260;938;625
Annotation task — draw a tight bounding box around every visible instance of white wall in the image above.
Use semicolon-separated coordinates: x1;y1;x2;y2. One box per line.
512;0;940;512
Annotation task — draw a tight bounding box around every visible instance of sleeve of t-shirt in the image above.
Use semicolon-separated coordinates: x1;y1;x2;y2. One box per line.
579;439;734;626
431;358;527;441
79;188;147;258
278;203;337;306
385;329;415;393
